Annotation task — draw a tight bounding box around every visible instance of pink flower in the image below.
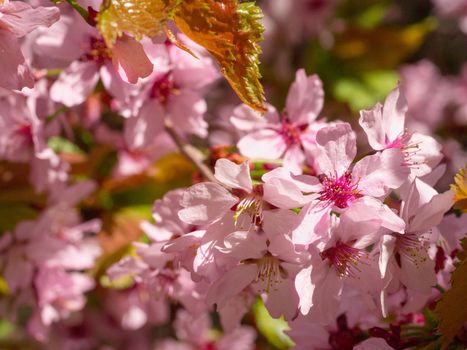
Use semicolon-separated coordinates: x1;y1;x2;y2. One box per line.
287;122;409;244
47;12;153;107
378;179;454;316
125;37;219;142
34;266;95;326
359;85;443;177
294;201;403;323
0;1;59;90
178;159;261;229
0;89;69;192
234;69;326;173
206;209;306;320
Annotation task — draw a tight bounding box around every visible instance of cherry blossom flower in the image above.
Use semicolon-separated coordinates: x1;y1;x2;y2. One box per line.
359;86;443;177
234;69;326;173
378;179;454;316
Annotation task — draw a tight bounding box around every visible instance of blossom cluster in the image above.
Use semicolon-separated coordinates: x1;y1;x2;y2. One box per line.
0;0;466;349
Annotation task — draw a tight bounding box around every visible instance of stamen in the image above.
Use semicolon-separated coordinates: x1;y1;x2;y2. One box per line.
318;172;361;208
278;117;305;146
232;185;264;229
395;233;429;268
321;242;368;278
82;37;111;65
253;255;284;293
386;129;426;169
150;72;179;105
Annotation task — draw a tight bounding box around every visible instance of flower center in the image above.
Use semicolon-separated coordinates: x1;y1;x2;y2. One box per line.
278;118;306;147
321;242;368;278
386;130;423;168
82;37;111;65
232;185;264;229
15;124;33;146
318;172;361;209
395;233;428;268
253;254;284;293
150;72;179;105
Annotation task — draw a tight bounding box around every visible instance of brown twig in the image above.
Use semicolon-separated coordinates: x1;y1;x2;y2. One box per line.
164;118;218;183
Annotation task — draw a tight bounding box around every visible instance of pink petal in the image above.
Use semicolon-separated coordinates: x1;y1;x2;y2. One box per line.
0;30;34;90
50;60;99;107
295;265;314;315
214;159;253;192
124;100;165;149
263;278;298;320
359;102;386;150
168;90;208;138
286;69;324;124
315;122;356;175
206;264;258;307
379;234;397;279
262;167;322;193
409;188;454;233
353;148;410;197
217;326;256;350
230;103;275;131
283;144;306;174
292;202;331;246
399;247;436;294
112;35;153;84
262;209;299;240
406;132;443;177
382;85;407;142
263;177;314;209
237;129;287;160
178;182;238;225
0;2;60;38
220;231;267;260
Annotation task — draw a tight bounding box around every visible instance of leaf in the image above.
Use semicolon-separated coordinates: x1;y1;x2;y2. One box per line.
97;0;267;113
435;240;467;349
0;204;38;233
253;299;294;350
48;136;85;155
174;0;266;112
97;0;181;47
333;70;398;110
451;167;467;213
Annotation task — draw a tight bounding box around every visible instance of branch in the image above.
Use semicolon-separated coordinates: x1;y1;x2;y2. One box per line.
164;118;218;183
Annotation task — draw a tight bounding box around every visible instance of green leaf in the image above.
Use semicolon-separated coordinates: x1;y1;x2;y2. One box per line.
333;70;398;111
48;136;84;155
253;299;294;349
0;204;37;233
